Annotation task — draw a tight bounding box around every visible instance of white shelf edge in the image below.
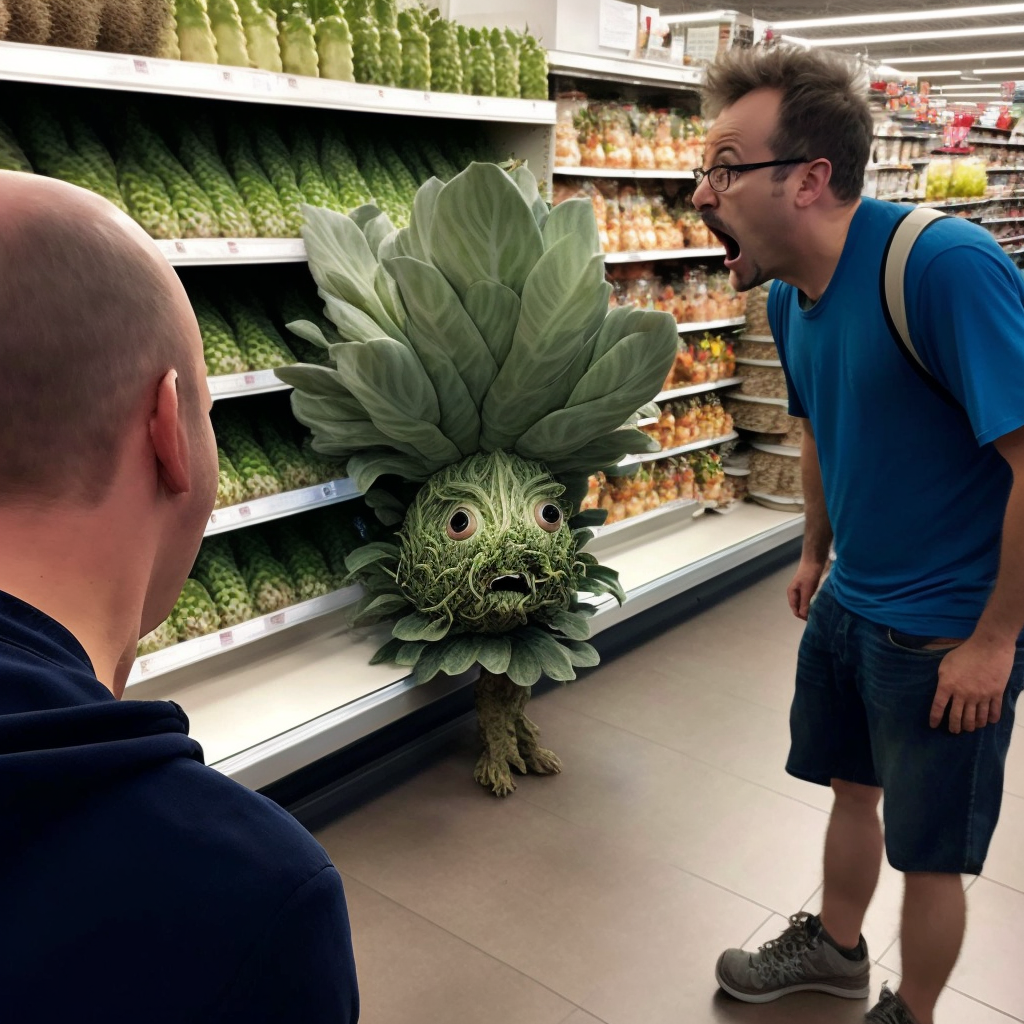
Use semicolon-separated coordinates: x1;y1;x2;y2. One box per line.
156;238;307;266
591;498;702;538
656;377;742;402
619;430;738;468
206;477;361;537
0;41;555;124
553;166;696;180
208;369;292;400
547;49;704;89
213;511;805;790
604;247;725;263
982;216;1024;224
128;586;363;687
677;316;746;334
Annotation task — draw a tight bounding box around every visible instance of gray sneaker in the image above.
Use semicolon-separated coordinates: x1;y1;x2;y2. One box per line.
865;983;920;1023
715;911;871;1003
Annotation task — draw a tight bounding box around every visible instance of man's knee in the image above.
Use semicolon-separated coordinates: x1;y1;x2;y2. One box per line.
831;778;882;808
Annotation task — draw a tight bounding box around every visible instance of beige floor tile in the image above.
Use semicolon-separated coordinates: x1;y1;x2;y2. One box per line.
879;878;1024;1019
558;1013;609;1024
341;874;575;1024
513;700;829;914
540;663;832;812
320;749;769;1019
983;792;1024;893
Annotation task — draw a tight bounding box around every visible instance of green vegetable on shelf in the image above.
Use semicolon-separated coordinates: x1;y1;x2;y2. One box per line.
177;123;256;238
117;154;182;239
236;0;283;72
490;27;519;99
137;618;178;657
176;0;219;64
373;0;402;87
234;533;296;613
0;116;31;173
218;425;284;500
397;7;430;91
279;1;319;76
208;0;251;66
215;447;249;508
518;30;549;100
291;124;341;210
468;27;496;97
353;136;409;225
427;15;462;95
275;523;333;600
252;123;307;235
320;128;374;210
192;294;249;375
377;140;418;206
257;421;319;491
222;293;298;369
225;124;290;236
345;0;381;84
315;12;354;81
416;137;458;181
457;23;472;91
192;542;255;627
168;579;222;641
395;137;431;185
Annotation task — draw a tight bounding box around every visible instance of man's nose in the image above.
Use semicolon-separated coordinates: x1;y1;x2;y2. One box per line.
692;176;717;211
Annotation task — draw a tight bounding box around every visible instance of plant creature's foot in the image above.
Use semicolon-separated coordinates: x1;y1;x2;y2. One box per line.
474;751;517;796
515;713;563;775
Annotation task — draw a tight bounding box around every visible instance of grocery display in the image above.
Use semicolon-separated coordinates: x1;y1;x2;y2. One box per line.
608;262;745;327
662;334;737;389
641;396;734;449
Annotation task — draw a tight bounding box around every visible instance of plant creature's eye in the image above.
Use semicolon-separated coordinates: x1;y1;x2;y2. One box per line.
534;501;563;533
446;507;478;541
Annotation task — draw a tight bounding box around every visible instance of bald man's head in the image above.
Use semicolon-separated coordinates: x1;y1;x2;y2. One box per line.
0;172;200;505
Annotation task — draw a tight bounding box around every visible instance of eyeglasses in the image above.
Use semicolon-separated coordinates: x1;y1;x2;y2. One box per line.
693;158;810;193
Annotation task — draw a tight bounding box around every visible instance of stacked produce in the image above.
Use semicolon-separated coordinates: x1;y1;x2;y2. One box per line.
397;6;429;90
663;334;738;388
426;12;461;94
0;96;491;237
641;396;733;450
607;262;746;325
135;506;372;656
925;156;988;201
555;96;705;171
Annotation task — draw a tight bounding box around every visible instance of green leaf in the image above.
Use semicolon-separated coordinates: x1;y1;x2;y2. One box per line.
586;306;653;368
364;486;408;525
556;472;591;515
394;611;452;642
413;637;456;682
562;640;600;668
348;204;382;232
545;609;591;641
362;209;397;255
505;636;543;686
364;593;411;616
583;564;626;605
571;528;595;549
344;542;400;574
519;627;577;682
301;204;404;338
541;197;600;256
507;164;548;226
477;635;512;674
462;280;521;366
277;364;364;406
429;163;544;300
480;235;610;451
284;319;339;350
331;339;462;463
388;176;443;262
544;429;656;475
370;636;405;664
292;400;414;456
439;634;484;675
320;291;408;347
346;449;438;491
570;509;609;529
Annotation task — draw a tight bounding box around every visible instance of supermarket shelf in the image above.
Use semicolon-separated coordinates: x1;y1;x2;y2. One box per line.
987;167;1024;174
619;430;738;468
206;478;361;537
591;498;702;538
547;49;704;90
208;369;291;400
156;238;306;266
656;378;742;402
982;215;1024;225
553;166;696;180
0;41;556;124
127;586;363;687
604;247;725;264
191;503;804;789
677;316;746;334
998;234;1024;245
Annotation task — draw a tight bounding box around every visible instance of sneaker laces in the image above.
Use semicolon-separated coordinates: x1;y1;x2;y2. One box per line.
866;983;918;1024
753;912;820;986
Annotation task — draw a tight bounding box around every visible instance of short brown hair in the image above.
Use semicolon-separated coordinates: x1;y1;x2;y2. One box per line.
702;46;872;203
0;189;189;505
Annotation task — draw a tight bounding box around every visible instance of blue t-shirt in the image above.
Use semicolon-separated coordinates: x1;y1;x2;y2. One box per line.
769;197;1024;636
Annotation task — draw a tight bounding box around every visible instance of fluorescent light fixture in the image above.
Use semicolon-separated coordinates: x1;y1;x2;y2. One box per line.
773;4;1024;30
901;70;964;77
660;9;734;24
784;25;1024;48
971;65;1024;72
882;49;1024;63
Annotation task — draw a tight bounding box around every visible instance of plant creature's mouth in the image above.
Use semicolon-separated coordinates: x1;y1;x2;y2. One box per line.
488;573;532;595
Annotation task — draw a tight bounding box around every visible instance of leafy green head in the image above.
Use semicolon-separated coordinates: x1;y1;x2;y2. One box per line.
397;450;578;633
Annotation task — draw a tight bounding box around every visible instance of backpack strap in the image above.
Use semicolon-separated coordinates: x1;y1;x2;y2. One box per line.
880;207;961;408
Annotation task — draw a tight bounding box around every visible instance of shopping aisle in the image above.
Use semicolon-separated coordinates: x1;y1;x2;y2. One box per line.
315;564;1024;1024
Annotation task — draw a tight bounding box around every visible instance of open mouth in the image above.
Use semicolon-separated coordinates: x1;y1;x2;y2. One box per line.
488;573;532;595
704;219;742;265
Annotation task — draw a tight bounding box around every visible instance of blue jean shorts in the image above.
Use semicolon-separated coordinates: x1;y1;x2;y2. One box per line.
787;579;1024;874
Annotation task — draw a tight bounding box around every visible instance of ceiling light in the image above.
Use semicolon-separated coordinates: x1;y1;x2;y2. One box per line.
899;70;964;77
971;65;1024;72
882;49;1024;63
660;10;733;24
772;4;1024;30
784;25;1024;48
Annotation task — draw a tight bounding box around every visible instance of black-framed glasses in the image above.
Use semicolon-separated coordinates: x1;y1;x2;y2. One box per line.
694;158;809;193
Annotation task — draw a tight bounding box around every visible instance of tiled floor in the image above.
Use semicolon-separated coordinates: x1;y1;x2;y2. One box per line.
315;565;1024;1024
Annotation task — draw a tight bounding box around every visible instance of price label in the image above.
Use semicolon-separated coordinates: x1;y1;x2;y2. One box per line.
322;482;336;498
423;92;431;103
133;59;150;75
227;241;239;255
377;89;385;99
244;373;257;385
238;506;252;520
209;511;220;526
269;612;286;627
250;72;273;93
140;658;152;675
219;631;234;647
221;70;233;83
174;241;187;255
287;77;298;89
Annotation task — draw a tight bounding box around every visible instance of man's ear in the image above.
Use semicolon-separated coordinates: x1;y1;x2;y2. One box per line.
794;158;834;208
150;369;191;495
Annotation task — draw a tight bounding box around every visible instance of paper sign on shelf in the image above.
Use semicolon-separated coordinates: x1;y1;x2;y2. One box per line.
599;0;639;51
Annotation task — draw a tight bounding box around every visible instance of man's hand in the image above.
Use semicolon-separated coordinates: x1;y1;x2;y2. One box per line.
930;637;1016;733
788;559;825;621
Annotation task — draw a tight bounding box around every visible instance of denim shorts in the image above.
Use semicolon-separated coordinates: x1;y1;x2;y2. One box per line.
787;579;1024;874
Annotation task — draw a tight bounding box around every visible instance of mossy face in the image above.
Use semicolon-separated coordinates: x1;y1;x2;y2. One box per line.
396;450;579;633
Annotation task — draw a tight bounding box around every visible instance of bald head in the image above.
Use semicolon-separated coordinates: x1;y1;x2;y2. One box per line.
0;172;199;505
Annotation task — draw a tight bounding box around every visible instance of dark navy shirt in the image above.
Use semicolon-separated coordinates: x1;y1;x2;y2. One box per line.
0;589;359;1023
770;198;1024;636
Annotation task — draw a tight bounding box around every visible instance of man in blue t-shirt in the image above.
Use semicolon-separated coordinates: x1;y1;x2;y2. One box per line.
693;48;1024;1024
0;172;359;1022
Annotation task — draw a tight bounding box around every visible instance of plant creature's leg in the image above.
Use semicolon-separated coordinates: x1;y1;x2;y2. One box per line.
515;702;563;776
473;670;527;796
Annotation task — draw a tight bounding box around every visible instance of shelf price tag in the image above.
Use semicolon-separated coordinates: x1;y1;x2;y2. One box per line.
321;482;336;498
133;58;150;75
238;505;252;520
268;612;286;627
219;630;234;648
250;71;274;94
243;373;257;386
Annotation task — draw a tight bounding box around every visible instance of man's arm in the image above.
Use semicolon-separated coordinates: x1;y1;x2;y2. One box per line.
931;425;1024;734
788;419;833;620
